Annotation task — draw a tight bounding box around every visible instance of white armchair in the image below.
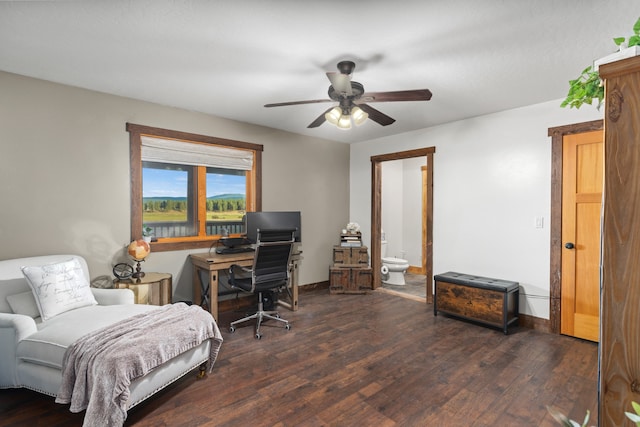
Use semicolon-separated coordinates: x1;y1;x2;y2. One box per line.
0;254;218;423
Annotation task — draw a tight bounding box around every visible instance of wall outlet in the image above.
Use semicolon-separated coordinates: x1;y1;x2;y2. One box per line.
535;217;544;229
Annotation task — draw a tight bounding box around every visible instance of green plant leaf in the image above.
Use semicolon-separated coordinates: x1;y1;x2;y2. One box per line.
561;17;640;110
547;406;589;427
633;17;640;35
581;66;593;74
631;401;640;414
625;411;640;425
614;36;626;46
561;65;603;109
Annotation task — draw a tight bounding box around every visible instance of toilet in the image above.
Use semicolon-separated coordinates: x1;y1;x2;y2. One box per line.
381;239;410;285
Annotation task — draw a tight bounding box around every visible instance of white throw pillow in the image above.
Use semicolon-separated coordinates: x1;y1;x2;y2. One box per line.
6;291;40;318
22;258;98;321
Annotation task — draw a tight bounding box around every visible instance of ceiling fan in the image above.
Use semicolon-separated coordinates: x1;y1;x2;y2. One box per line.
264;60;433;129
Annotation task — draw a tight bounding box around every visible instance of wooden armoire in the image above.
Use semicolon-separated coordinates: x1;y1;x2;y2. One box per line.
599;55;640;426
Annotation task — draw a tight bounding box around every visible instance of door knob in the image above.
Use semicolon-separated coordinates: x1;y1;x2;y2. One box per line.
565;242;575;249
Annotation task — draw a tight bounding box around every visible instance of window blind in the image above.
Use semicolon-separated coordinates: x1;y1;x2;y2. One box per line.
141;136;253;170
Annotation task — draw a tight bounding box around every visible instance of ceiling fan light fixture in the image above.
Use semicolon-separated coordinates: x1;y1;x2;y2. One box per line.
351;106;368;126
325;106;341;125
266;60;432;130
337;114;352;130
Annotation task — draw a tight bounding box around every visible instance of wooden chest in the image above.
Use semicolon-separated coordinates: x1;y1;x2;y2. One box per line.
434;272;519;334
332;246;369;266
329;267;372;294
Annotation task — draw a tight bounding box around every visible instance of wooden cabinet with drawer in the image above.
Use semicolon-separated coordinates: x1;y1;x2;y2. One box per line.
329;266;372;294
434;272;519;334
329;245;371;294
332;246;369;266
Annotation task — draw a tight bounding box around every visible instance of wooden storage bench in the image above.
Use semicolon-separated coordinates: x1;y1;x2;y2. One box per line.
434;272;519;334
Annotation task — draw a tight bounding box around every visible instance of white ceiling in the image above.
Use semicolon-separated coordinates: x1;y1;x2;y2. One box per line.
0;1;637;143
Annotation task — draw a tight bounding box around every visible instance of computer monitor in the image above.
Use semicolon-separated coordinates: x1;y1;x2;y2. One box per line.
244;211;301;243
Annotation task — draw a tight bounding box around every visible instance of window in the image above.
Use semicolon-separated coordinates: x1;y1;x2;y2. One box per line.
127;123;263;252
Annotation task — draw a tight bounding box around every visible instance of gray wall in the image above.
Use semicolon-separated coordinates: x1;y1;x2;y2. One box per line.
0;71;349;302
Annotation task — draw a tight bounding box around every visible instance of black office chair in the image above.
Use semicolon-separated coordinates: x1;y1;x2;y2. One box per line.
228;229;295;339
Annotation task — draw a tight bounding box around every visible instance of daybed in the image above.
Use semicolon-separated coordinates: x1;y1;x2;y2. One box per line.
0;254;223;426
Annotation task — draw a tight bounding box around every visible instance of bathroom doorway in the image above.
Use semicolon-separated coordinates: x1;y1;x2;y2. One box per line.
371;147;435;303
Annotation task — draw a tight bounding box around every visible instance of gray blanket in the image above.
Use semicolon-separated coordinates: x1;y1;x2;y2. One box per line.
55;303;223;427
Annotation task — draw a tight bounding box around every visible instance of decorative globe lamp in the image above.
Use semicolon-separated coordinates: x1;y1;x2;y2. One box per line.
127;239;151;279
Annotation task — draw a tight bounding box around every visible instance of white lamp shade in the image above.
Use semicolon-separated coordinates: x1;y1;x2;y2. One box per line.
337;114;352;129
351;106;369;126
325;107;342;125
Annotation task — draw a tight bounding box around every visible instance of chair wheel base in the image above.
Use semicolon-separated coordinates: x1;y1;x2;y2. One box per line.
228;293;291;339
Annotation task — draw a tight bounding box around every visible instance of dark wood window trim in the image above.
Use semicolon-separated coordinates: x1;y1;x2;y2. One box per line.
547;119;602;334
127;123;263;252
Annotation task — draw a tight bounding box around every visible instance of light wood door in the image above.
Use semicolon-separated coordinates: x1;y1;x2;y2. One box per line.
560;130;603;342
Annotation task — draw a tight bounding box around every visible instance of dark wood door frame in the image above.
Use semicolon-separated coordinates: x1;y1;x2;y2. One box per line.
548;119;603;334
371;147;435;303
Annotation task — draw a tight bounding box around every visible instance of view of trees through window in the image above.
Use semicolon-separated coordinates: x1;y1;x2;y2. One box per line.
204;166;246;222
142;163;191;224
128;122;262;250
142;162;247;237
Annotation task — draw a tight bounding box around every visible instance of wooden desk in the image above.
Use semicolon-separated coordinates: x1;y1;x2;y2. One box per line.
114;272;172;305
190;251;302;321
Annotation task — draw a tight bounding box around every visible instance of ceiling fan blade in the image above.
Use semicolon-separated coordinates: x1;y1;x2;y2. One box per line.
360;89;432;103
358;104;396;126
326;72;352;96
265;99;333;108
307;107;334;128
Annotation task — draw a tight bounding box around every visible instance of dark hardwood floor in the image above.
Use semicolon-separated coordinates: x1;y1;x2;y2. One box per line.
380;273;427;300
0;289;598;427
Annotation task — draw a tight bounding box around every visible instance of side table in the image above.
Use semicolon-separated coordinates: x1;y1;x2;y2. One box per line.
114;272;172;305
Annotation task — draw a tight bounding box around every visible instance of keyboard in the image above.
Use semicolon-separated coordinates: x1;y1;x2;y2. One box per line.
215;246;254;255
